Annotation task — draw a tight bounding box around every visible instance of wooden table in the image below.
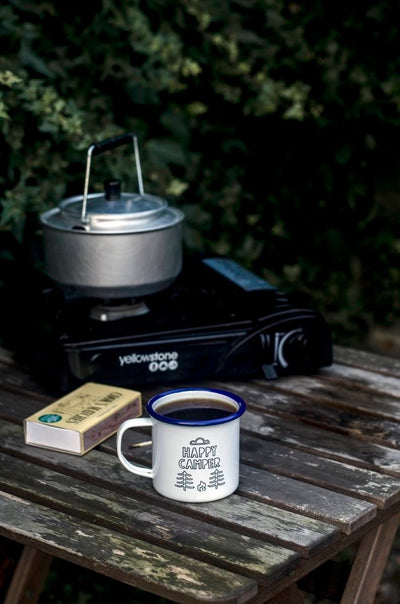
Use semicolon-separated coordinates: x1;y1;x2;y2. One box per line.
1;345;399;604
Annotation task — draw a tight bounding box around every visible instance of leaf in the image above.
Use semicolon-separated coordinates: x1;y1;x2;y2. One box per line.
0;100;10;119
0;70;23;87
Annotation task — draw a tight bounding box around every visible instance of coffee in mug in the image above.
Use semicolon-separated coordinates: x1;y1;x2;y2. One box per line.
117;388;246;502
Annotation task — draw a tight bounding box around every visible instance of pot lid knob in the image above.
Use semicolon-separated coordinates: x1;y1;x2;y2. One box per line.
104;179;121;201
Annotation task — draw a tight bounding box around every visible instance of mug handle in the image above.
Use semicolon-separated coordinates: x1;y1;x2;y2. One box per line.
117;418;154;478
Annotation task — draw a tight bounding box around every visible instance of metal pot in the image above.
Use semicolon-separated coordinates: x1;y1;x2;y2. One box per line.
40;133;184;299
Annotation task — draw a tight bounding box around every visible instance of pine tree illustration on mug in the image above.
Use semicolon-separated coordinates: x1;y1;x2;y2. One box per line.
175;471;195;490
208;469;225;489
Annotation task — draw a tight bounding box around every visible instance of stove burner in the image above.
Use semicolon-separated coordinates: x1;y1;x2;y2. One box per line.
89;299;149;321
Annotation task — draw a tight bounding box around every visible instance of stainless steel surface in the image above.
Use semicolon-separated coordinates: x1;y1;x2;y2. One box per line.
40;133;184;299
42;194;182;233
42;220;183;298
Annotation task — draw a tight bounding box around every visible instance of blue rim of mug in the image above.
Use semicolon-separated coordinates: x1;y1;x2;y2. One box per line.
147;388;246;426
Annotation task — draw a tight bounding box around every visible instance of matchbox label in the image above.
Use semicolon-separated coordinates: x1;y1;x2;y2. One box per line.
118;350;179;373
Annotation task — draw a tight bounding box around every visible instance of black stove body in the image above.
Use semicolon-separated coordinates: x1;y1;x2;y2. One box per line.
14;257;333;392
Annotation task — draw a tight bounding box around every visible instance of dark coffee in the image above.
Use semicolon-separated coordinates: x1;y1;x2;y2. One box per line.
156;398;237;421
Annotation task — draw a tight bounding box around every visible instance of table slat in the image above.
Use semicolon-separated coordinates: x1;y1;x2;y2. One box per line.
240;434;400;509
111;429;378;533
242;410;400;477
0;423;339;558
333;345;400;379
0;451;300;583
229;383;400;449
0;490;257;604
238;466;376;534
1;345;400;603
265;374;400;422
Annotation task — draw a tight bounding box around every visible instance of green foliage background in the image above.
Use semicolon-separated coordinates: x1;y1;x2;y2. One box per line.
1;0;399;347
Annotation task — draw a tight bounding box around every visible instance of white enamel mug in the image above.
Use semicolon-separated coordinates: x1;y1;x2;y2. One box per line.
116;388;246;502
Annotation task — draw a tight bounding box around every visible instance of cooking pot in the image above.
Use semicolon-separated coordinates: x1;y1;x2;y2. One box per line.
40;133;184;299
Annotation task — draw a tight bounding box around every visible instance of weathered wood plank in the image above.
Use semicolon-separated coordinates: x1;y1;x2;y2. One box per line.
107;428;378;533
241;410;400;477
2;363;400;496
224;381;400;450
238;501;400;604
4;545;52;604
0;376;51;421
0;363;157;423
238;467;376;534
2;347;400;448
0;354;159;404
263;374;400;422
0;423;339;558
0;355;53;400
104;428;400;510
1;345;400;603
320;363;400;399
1;345;399;413
240;434;400;510
0;490;258;604
6;373;399;453
333;345;400;378
0;451;300;582
183;495;340;558
340;513;400;604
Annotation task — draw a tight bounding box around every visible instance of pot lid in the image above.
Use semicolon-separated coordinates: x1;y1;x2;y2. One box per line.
41;180;184;234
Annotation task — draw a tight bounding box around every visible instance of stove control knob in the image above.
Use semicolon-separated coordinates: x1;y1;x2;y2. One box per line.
278;328;310;368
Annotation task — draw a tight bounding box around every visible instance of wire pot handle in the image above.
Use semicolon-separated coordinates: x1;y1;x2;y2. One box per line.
81;132;144;223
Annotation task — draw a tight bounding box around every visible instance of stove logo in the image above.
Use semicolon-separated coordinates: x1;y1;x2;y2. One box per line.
119;351;179;373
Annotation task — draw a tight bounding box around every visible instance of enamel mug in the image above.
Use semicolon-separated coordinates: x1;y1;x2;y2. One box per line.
116;388;246;502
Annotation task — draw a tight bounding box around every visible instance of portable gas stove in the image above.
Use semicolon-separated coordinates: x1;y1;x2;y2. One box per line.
15;256;333;392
